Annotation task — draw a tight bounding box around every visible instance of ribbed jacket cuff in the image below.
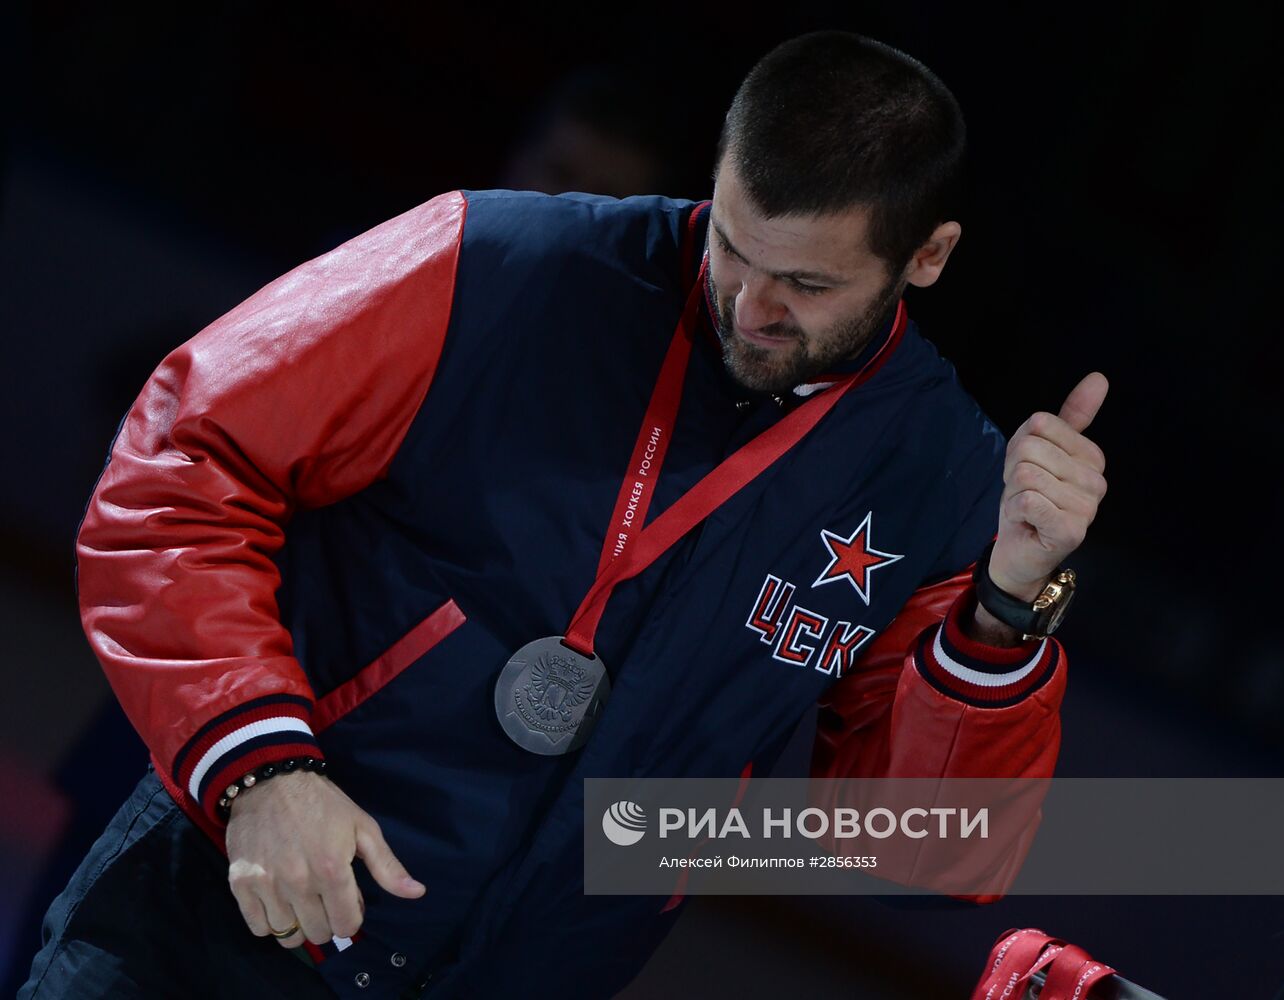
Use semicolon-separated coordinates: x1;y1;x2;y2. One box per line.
914;583;1059;707
169;694;325;825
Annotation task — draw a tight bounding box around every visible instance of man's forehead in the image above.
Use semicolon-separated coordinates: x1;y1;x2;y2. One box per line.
711;161;878;276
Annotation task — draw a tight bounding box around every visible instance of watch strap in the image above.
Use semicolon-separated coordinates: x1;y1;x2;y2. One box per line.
972;539;1066;639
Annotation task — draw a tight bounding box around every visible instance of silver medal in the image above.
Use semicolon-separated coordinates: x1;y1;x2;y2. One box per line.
494;636;611;755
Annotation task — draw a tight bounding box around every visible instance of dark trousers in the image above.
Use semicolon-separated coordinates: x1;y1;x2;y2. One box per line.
18;767;337;999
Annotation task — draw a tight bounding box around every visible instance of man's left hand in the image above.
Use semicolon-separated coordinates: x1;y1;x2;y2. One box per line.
988;371;1110;602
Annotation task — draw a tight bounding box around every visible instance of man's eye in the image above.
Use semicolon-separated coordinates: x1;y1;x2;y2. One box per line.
790;280;828;295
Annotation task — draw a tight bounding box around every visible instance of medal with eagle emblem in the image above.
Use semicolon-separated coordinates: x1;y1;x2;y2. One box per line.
494;636;611;754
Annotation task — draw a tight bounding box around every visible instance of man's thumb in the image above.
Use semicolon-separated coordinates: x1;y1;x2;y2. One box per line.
1056;371;1109;433
356;821;426;899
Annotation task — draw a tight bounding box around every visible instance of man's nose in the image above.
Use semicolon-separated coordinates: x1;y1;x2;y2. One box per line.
735;275;787;332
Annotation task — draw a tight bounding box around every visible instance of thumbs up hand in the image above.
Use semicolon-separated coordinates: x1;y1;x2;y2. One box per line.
987;372;1110;602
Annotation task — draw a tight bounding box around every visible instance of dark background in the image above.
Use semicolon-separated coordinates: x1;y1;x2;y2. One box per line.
2;2;1281;996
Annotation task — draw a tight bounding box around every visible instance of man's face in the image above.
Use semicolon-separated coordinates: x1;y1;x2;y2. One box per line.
707;158;907;395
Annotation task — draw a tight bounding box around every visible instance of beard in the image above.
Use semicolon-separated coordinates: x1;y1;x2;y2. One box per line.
708;267;905;396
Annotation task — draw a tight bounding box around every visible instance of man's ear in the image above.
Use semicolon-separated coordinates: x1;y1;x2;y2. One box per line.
902;221;962;289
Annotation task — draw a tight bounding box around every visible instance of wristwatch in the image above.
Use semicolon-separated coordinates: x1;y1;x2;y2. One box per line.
971;539;1077;640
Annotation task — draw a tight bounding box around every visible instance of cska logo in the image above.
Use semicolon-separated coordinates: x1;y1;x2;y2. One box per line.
745;575;876;677
744;513;900;677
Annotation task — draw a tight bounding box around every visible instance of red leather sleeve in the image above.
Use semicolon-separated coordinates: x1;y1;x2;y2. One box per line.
809;566;1064;902
75;191;467;827
811;566;1064;781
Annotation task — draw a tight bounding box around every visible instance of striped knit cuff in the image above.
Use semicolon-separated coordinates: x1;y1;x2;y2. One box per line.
170;694;325;825
914;584;1059;707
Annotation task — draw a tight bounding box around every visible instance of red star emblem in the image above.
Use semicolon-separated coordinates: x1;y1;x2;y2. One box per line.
813;512;903;605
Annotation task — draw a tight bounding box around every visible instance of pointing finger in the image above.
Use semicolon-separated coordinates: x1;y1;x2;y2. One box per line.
355;818;426;900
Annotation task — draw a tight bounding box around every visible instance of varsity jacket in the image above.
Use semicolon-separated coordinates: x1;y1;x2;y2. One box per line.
75;189;1065;998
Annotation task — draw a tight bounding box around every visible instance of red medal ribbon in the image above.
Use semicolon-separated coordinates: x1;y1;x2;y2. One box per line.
563;257;907;658
1040;945;1116;998
971;928;1060;1000
970;928;1118;999
592;265;700;578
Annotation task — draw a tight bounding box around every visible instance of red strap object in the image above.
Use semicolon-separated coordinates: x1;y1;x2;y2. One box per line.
971;928;1119;1000
971;928;1060;1000
590;257;702;579
1041;943;1117;998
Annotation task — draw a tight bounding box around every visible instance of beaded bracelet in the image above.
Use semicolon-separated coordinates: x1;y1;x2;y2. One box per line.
215;756;328;820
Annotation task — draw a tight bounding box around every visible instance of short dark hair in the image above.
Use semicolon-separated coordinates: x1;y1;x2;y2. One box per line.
715;31;967;276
